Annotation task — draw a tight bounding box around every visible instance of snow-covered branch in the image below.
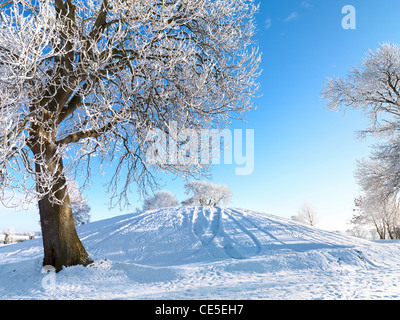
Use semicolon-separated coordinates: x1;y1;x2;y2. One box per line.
322;42;400;138
0;0;260;209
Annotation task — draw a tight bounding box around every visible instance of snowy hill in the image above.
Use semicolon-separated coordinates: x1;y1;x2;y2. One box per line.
1;206;400;299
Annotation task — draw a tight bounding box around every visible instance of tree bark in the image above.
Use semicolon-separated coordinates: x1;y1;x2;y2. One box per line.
33;140;91;272
38;190;92;272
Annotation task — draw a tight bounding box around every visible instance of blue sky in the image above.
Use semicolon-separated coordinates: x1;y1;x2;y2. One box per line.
2;0;400;232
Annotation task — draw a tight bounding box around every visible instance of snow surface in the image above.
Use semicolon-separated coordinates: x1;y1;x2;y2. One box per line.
1;206;400;299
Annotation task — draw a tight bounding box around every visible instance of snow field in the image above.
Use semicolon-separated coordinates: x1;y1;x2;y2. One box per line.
1;206;400;299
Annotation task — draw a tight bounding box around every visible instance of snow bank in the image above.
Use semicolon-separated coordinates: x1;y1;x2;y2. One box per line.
1;207;400;299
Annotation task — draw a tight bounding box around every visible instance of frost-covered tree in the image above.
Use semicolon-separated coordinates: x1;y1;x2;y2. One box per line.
142;190;178;211
322;42;400;139
322;42;400;216
0;0;259;270
353;158;400;240
351;194;400;240
67;178;91;226
3;227;14;244
354;139;400;199
345;225;369;240
291;201;318;227
182;180;232;206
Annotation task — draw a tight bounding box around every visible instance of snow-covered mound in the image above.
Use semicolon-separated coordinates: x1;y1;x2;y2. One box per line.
77;206;400;270
2;207;400;299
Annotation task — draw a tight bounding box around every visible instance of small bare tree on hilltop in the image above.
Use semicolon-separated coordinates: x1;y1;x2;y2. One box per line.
292;201;318;227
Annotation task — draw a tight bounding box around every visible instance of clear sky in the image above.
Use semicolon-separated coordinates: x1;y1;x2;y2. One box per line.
2;0;400;232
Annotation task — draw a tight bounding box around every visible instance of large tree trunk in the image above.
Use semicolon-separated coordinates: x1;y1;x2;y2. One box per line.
33;140;91;272
38;190;92;272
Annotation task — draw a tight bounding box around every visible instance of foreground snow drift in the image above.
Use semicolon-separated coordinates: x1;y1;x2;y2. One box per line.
1;207;400;299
